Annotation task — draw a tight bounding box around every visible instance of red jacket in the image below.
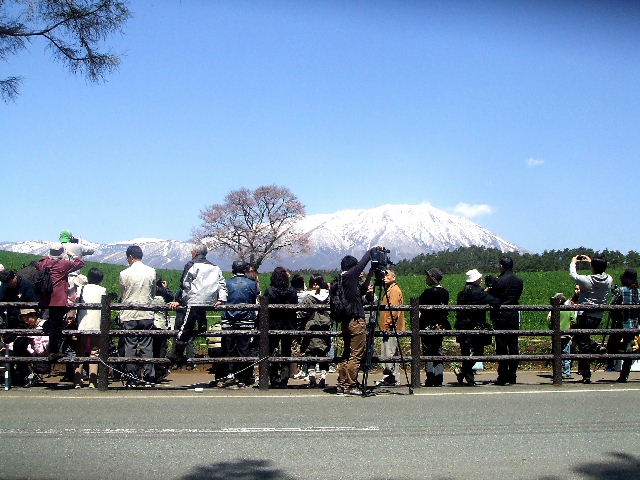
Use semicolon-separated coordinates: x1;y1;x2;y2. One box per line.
37;256;85;307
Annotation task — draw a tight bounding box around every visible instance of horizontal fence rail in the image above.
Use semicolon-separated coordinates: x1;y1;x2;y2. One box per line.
2;297;640;391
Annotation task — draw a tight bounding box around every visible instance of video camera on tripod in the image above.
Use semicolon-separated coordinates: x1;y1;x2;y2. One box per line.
370;247;393;286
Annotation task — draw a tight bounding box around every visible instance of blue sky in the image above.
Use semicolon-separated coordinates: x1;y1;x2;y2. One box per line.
2;1;640;254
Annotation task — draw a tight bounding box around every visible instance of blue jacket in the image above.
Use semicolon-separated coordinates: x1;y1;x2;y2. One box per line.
222;274;259;328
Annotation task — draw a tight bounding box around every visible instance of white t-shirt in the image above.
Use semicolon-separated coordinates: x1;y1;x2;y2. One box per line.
77;284;107;331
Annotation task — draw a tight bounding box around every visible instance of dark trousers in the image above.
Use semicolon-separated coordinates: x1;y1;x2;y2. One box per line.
422;335;444;386
122;319;155;381
619;333;637;380
44;306;69;355
222;328;254;385
269;336;293;386
494;317;519;382
152;330;169;380
177;306;208;343
573;314;602;379
459;336;485;382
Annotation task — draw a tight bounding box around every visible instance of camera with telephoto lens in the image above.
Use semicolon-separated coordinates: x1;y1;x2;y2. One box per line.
370;247;393;286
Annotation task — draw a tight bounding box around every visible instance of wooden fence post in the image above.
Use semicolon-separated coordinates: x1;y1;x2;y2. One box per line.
410;298;421;389
258;296;270;390
550;296;563;387
97;294;112;391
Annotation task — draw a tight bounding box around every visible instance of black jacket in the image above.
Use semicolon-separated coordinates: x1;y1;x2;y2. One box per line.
488;270;524;324
341;249;373;320
0;276;38;329
456;283;500;330
265;286;299;329
418;286;451;330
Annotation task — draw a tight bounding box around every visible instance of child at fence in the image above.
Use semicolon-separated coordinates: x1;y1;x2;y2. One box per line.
549;288;578;379
10;309;50;387
74;268;106;388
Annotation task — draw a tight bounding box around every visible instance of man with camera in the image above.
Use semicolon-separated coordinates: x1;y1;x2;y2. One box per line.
487;256;524;385
570;255;612;383
333;246;382;395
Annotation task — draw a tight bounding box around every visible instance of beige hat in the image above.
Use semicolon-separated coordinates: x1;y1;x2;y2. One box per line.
465;269;482;283
19;308;37;316
70;273;88;288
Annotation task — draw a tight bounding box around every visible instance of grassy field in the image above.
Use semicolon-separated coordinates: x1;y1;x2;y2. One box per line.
1;249;630;330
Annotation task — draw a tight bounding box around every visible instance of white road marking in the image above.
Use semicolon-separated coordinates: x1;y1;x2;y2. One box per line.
0;426;380;435
2;387;640;400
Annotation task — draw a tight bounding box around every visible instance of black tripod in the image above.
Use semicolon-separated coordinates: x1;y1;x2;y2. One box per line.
360;273;413;397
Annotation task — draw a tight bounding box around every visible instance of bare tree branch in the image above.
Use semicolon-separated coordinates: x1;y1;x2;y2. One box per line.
0;0;130;101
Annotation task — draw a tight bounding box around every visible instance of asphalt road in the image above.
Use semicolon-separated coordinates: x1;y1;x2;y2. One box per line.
2;383;640;480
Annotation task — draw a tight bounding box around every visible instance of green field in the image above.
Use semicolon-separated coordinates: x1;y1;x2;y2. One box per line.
1;249;630;330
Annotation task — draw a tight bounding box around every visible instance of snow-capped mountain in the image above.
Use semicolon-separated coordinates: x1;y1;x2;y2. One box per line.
286;203;521;269
0;238;194;270
0;204;523;270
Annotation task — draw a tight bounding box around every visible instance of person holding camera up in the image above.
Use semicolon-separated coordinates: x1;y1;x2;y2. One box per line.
570;255;612;384
487;256;524;385
332;246;381;395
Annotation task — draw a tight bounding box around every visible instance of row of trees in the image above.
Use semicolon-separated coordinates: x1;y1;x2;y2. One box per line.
393;246;640;275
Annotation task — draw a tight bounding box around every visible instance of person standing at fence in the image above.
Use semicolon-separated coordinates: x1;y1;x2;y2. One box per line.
167;244;227;367
119;245;157;386
74;268;106;388
299;274;331;388
151;277;173;382
570;255;612;384
219;260;259;389
419;268;450;387
37;243;85;363
376;269;406;387
290;274;308;380
610;269;640;383
455;269;500;386
333;247;379;395
487;256;524;386
265;267;298;388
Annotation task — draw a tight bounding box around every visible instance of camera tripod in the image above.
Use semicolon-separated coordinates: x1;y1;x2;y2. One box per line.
360;274;413;397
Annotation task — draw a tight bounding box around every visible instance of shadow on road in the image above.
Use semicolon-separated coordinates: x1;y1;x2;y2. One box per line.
176;453;640;480
540;452;640;480
178;459;296;480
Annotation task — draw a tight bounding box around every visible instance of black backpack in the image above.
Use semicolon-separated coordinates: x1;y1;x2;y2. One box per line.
329;274;353;322
17;261;54;299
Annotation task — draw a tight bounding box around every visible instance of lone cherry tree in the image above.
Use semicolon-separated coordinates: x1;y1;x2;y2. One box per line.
194;185;310;271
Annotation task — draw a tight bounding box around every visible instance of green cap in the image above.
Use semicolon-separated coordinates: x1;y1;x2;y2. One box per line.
59;230;73;243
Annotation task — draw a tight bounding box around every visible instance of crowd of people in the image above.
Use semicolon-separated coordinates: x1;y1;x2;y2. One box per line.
1;230;639;391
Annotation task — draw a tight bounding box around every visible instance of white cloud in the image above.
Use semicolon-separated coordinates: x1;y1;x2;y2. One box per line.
453;202;494;218
527;157;544;167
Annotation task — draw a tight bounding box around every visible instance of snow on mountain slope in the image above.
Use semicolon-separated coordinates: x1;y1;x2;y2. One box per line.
0;204;523;270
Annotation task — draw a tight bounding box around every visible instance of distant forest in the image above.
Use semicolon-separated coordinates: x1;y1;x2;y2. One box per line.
393;246;640;275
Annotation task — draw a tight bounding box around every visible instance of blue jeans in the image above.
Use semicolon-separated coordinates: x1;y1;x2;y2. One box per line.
562;337;572;377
